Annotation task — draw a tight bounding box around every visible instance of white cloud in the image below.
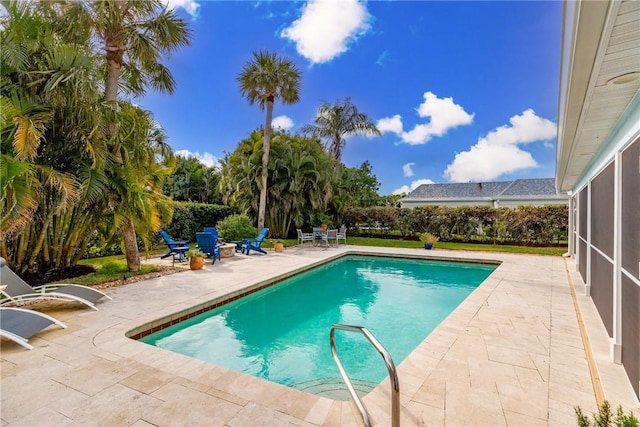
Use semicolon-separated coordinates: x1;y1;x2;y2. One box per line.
392;178;434;195
376;114;403;134
272;115;294;131
403;162;415;177
376;50;389;67
165;0;200;18
175;149;219;168
281;0;371;64
443;109;556;183
378;92;474;145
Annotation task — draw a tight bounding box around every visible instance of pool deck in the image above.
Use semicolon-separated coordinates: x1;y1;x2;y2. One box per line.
1;246;639;426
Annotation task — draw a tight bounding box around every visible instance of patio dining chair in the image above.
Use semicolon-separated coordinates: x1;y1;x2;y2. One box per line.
312;227;324;246
322;229;339;248
336;225;347;246
297;229;314;246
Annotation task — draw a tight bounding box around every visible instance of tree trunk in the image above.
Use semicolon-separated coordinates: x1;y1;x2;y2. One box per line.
104;58;120;103
105;45;141;271
123;217;140;271
105;47;123;164
257;100;273;231
331;134;342;161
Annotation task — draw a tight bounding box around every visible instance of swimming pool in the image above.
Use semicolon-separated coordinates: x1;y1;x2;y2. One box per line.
140;255;496;397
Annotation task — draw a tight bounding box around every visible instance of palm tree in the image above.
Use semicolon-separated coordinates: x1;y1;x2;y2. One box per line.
52;0;191;102
219;130;263;216
51;0;191;271
237;50;301;231
266;134;333;237
301;98;381;162
107;104;175;258
0;1;90;267
219;130;333;238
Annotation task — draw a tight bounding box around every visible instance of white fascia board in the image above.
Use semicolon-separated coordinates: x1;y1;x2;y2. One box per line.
556;1;611;191
572;94;640;193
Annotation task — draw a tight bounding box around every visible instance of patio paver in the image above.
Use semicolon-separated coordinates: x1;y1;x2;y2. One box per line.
1;246;638;426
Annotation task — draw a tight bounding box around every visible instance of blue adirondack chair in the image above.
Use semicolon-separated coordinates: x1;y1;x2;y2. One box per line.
203;227;219;242
195;232;221;263
159;229;189;261
241;228;269;255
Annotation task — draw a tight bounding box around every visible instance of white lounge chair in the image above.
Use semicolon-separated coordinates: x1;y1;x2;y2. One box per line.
0;257;111;311
0;307;67;350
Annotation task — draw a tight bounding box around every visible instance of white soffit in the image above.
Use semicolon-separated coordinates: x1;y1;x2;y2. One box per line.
557;0;640;191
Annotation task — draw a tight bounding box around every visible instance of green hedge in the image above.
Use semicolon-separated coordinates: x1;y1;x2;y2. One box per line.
84;202;236;257
343;205;568;245
166;202;236;242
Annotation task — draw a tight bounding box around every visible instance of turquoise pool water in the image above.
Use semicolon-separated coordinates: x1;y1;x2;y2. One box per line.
140;255;495;393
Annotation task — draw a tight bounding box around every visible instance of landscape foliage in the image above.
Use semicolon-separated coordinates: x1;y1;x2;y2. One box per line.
215;214;257;242
1;1;571;277
344;205;568;245
575;400;639;427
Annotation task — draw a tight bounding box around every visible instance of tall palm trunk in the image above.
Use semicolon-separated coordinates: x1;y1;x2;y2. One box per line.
258;98;274;231
331;134;343;172
122;218;140;270
105;43;141;272
105;49;121;103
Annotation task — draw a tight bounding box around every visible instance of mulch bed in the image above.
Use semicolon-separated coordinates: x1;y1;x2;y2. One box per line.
22;264;97;286
20;264;184;290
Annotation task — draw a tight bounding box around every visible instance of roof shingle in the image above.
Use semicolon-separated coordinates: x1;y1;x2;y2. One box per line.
402;178;567;200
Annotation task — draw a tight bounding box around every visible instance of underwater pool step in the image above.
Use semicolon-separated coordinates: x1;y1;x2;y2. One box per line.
293;377;379;400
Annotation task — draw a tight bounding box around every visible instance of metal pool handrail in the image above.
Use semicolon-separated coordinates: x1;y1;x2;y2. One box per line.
329;324;400;427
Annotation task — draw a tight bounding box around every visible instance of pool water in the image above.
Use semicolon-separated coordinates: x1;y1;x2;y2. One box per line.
140;256;495;394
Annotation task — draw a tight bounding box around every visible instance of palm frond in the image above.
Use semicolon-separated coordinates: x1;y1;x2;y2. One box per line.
237;50;301;109
303;98;381;161
0;154;40;239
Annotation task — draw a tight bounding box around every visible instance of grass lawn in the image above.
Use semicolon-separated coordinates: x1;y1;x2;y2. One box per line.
71;238;566;286
345;237;567;256
70;253;166;286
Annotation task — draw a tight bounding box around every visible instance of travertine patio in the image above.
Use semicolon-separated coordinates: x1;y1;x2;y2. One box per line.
1;246;638;426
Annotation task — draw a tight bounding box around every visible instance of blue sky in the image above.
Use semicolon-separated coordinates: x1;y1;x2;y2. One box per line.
141;0;562;196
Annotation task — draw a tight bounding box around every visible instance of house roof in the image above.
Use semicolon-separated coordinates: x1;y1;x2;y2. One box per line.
401;178;567;201
500;178;562;197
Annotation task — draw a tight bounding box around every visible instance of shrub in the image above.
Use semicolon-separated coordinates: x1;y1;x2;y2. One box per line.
343;205;568;245
186;249;204;259
575;400;639;427
419;232;439;244
216;214;257;242
311;212;334;228
83;231;124;258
